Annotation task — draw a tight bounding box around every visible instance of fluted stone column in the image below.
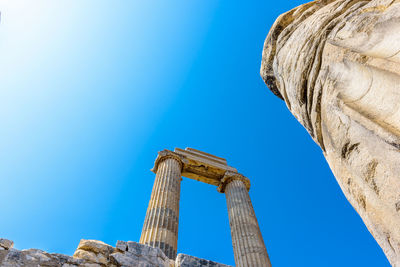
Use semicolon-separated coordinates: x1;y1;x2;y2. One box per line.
218;171;271;267
140;150;183;259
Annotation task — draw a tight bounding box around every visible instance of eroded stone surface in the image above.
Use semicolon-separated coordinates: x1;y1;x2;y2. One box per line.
261;0;400;266
224;178;271;267
175;254;232;267
0;239;13;250
140;153;182;260
0;239;230;267
74;239;115;265
173;148;238;186
0;247;85;267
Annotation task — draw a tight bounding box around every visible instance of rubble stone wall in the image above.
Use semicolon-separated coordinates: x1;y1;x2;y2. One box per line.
0;238;231;267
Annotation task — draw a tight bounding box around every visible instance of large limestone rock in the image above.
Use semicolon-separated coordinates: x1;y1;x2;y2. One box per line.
261;0;400;266
73;239;115;266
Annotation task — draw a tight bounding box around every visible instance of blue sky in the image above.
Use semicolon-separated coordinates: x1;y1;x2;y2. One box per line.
0;1;389;266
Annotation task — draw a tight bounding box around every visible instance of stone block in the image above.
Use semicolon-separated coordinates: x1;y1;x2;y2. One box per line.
76;239;114;255
175;254;232;267
0;248;68;267
110;252;139;267
149;246;162;258
173;148;238;186
116;240;127;252
23;248;51;262
0;239;13;250
127;241;150;256
51;253;84;265
73;250;99;263
73;250;107;265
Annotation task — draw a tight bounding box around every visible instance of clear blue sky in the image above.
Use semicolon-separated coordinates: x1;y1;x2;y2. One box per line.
0;1;389;266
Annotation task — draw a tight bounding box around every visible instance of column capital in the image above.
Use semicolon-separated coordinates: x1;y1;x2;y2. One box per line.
217;171;250;193
151;149;186;173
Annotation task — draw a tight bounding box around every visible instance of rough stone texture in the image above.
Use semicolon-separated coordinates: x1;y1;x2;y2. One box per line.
140;153;183;260
175;254;231;267
0;248;85;267
223;175;271;267
74;239;115;265
0;239;230;267
0;239;14;250
173;148;238;186
112;241;171;267
261;0;400;266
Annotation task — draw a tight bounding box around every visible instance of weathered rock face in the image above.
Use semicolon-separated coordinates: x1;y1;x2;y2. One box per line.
261;0;400;266
0;239;14;251
175;254;232;267
0;238;231;267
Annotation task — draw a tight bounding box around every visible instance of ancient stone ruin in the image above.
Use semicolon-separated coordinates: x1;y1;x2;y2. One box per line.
4;0;400;266
0;238;231;267
261;0;400;266
0;148;270;267
140;148;271;267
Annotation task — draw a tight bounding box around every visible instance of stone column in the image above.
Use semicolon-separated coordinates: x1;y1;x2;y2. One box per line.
218;171;271;267
140;150;183;260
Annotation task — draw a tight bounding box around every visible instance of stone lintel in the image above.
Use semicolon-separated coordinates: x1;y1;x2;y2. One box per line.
174;147;238;186
152;148;248;189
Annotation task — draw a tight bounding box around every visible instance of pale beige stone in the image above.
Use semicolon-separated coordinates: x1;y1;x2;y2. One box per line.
73;239;114;265
174;147;237;185
0;239;13;250
261;0;400;266
73;250;107;265
76;239;114;255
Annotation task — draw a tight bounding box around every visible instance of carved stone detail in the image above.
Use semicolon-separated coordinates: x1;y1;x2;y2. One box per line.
217;171;251;193
151;149;185;174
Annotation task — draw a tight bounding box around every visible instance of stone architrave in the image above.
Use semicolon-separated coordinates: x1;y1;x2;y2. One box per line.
218;171;271;267
140;150;184;259
260;0;400;265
